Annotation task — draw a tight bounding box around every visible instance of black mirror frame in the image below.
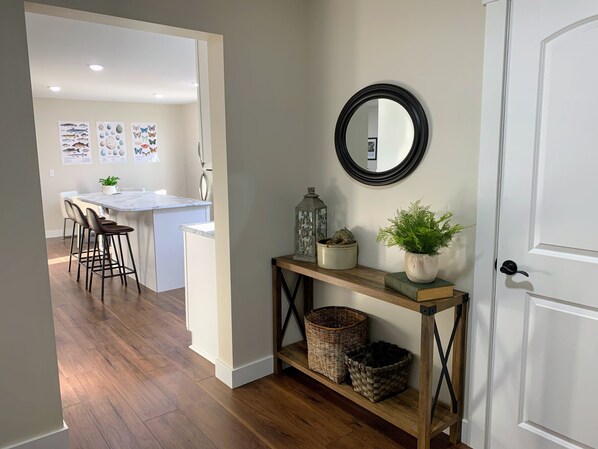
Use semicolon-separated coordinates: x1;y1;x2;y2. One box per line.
334;83;429;186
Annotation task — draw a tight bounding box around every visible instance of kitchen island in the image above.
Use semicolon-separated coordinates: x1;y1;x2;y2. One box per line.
77;191;211;292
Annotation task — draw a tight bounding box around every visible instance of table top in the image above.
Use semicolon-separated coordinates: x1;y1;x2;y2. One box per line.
180;222;215;238
273;255;468;314
77;191;211;212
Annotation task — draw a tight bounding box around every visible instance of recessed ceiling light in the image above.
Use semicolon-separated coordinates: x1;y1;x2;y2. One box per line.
88;64;104;72
153;93;164;99
191;82;199;87
48;86;61;92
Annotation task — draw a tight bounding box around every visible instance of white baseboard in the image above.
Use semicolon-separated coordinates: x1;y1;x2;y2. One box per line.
3;422;69;449
461;419;470;446
189;344;217;364
45;229;69;239
215;355;273;388
442;419;470;445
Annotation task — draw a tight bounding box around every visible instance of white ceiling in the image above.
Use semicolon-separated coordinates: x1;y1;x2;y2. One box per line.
25;13;198;104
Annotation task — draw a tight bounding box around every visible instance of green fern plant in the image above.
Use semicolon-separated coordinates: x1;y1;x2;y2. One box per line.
376;201;463;255
99;176;120;186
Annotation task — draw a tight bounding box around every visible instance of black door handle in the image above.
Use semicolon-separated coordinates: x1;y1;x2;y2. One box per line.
499;260;529;277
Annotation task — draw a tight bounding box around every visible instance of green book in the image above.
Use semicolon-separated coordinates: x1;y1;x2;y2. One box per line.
384;272;454;301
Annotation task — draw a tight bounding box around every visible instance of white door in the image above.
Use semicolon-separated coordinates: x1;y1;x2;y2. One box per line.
490;1;598;448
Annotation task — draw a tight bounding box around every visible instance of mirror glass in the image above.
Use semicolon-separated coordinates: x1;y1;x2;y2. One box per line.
335;83;428;186
345;99;415;173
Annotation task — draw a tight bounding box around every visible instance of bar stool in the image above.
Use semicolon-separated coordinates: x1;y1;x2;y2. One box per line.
65;199;116;274
59;191;78;239
87;208;141;301
64;199;78;273
70;202;116;289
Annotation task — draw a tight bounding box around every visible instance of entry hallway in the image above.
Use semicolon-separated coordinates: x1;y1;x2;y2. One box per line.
47;238;469;449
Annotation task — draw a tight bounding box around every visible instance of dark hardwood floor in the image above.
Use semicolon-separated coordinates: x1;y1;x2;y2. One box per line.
47;237;470;449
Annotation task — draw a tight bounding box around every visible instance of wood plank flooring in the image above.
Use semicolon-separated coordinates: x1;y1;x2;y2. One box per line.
47;237;470;449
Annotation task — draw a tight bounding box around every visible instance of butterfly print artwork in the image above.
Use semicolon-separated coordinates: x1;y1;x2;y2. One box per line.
132;122;159;163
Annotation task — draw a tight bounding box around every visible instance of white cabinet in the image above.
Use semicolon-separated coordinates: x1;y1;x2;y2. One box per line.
182;223;218;363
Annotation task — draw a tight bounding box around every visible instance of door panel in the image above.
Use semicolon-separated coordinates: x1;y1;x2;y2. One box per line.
491;1;598;448
522;295;598;448
533;19;598;255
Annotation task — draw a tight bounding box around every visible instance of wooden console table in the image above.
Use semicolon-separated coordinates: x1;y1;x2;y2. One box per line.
272;255;469;449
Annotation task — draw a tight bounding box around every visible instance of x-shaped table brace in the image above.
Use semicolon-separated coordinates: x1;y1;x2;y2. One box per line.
430;304;462;421
280;272;306;341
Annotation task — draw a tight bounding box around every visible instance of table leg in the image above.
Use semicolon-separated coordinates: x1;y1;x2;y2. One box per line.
418;313;434;449
303;276;313;314
272;263;282;374
450;301;469;444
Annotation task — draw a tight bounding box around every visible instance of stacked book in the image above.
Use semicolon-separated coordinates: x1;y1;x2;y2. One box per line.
384;272;454;301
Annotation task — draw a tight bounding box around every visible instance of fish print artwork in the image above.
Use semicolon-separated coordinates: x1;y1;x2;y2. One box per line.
96;121;127;164
131;122;159;163
59;121;92;165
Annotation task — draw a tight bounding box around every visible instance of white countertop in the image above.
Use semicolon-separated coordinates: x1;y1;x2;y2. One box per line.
180;222;215;238
77;192;211;212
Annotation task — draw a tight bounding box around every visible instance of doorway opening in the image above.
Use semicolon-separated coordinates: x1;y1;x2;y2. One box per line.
26;3;230;402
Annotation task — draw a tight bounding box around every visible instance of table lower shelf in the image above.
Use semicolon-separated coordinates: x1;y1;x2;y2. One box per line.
277;341;459;438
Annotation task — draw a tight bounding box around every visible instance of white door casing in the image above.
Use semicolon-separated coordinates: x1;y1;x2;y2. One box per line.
490;1;598;449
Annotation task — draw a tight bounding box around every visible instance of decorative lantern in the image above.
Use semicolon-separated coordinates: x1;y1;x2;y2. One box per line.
294;187;327;262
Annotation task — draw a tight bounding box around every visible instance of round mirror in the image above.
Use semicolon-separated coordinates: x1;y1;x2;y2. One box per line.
335;84;429;186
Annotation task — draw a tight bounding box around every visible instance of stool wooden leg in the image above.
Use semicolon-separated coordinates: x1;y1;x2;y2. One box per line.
116;235;128;285
76;227;85;282
85;229;92;290
68;222;77;272
100;235;107;301
89;237;98;291
104;236;114;278
125;233;140;293
111;235;124;284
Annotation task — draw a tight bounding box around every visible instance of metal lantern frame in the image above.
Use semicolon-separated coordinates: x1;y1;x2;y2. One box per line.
294;187;327;262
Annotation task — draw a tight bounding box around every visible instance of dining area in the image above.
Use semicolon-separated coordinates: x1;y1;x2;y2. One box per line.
60;189;211;299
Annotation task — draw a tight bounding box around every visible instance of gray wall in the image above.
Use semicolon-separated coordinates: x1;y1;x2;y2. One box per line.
34;98;199;234
305;0;485;401
0;0;486;446
0;1;64;446
1;0;310;446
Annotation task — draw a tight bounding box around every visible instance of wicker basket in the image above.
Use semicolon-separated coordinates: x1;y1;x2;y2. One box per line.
345;341;413;403
305;306;368;383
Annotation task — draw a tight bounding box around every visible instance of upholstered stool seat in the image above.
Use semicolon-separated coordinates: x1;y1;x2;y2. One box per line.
64;199;116;275
69;201;117;289
87;208;140;301
59;191;78;239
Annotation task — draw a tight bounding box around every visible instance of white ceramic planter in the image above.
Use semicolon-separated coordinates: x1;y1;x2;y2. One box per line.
102;185;117;195
317;240;358;270
404;252;439;283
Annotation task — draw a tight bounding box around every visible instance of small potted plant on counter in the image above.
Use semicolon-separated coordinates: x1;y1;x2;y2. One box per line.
376;201;463;283
99;176;120;195
317;227;358;270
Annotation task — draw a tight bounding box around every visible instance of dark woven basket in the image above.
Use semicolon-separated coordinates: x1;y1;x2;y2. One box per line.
345;341;413;403
305;306;368;383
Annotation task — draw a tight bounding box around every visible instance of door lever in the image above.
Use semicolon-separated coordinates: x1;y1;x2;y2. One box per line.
499;260;529;277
